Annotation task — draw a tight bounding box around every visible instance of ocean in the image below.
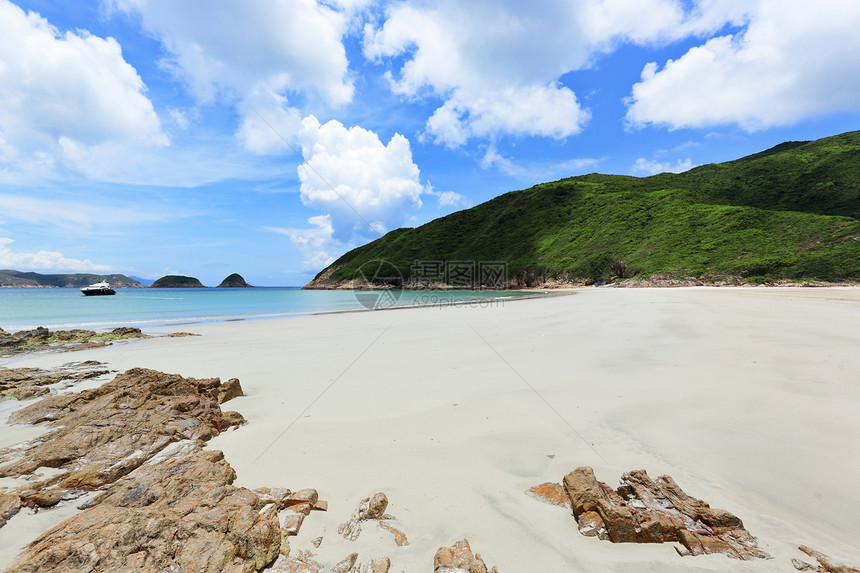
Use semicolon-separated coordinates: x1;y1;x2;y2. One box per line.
0;287;528;332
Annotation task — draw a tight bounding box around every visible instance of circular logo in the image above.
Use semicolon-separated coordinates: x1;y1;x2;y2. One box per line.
352;260;403;309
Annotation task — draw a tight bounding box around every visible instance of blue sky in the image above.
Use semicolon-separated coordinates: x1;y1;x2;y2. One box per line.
1;0;859;286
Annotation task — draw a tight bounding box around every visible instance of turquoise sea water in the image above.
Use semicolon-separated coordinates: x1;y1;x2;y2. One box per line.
0;287;527;332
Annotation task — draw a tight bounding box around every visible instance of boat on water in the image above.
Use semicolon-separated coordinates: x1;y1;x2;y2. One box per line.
81;281;116;296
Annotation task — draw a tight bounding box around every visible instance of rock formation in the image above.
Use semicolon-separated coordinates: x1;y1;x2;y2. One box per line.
530;467;770;560
5;444;288;572
0;327;148;357
434;539;499;573
338;492;408;547
792;546;860;572
218;273;253;287
0;368;246;529
0;361;109;401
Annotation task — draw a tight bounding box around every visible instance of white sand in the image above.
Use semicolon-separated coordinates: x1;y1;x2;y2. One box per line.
1;287;859;571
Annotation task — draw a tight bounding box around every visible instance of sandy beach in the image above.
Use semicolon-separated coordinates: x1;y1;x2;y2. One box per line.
1;287;859;571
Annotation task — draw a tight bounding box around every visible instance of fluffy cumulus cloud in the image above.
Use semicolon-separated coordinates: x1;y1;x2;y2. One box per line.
0;0;167;179
108;0;354;152
0;237;111;272
296;116;424;236
625;0;860;131
363;0;735;147
273;116;425;264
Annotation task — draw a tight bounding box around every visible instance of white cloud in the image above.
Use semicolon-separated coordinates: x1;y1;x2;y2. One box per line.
423;184;471;209
0;237;111;272
109;0;354;153
0;0;167;178
266;215;341;269
0;194;192;230
631;157;694;175
625;0;860;130
363;0;735;147
296;115;424;240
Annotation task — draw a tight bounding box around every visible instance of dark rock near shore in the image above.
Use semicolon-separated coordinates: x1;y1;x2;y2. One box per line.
531;467;770;560
218;273;253;287
0;327;148;357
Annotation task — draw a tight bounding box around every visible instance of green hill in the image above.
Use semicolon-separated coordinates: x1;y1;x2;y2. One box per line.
217;273;252;288
0;270;141;288
306;131;860;287
150;275;205;288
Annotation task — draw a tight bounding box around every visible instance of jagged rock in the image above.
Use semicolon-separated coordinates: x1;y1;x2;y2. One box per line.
331;553;358;573
0;369;247;506
4;446;282;573
271;549;323;572
219;377;245;403
527;482;571;509
793;545;860;572
0;492;21;528
369;556;391;573
338;492;389;541
311;536;323;548
547;467;770;560
434;539;499;573
168;331;201;337
378;521;409;546
0;362;109;401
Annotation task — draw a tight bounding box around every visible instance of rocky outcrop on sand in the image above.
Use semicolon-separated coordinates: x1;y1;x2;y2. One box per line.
434;539;500;573
0;368;246;529
792;546;860;572
531;467;770;560
218;273;252;287
338;492;408;547
0;361;109;401
0;326;148;357
6;445;279;572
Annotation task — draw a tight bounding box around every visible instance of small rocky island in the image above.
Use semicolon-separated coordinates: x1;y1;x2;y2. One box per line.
217;273;252;288
149;275;205;288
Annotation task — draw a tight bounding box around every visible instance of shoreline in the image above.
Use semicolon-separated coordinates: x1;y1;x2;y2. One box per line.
2;287;859;570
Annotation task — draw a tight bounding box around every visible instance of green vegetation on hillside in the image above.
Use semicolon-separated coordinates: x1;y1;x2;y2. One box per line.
0;270;141;288
150;275;205;288
217;273;252;288
309;131;860;286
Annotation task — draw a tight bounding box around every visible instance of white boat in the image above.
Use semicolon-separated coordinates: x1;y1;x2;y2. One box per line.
81;281;116;296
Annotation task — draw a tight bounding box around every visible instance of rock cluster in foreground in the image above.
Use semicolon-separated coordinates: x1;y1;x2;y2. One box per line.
0;368;246;530
531;467;771;560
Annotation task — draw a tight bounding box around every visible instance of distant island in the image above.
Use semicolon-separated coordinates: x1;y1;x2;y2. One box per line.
217;273;252;288
306;130;860;289
0;270;142;288
150;275;205;288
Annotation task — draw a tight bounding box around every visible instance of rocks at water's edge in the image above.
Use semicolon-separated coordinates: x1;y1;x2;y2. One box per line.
531;467;770;560
217;273;253;288
0;326;148;357
149;274;205;288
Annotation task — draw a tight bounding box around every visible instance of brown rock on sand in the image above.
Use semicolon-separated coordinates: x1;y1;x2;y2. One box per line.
548;466;770;560
434;539;500;573
3;446;282;573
